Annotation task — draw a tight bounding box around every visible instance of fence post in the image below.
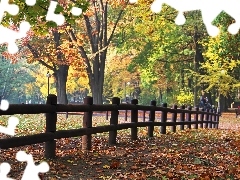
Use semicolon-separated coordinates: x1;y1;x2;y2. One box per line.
199;108;204;128
160;103;167;134
109;97;120;145
148;100;156;137
213;108;218;128
187;106;192;129
106;111;109;120
131;99;138;140
204;109;209;128
82;96;93;151
209;109;213;128
194;107;199;129
66;112;68;119
45;94;57;159
143;110;146;122
171;105;177;133
180;105;185;130
125;109;128;121
216;108;221;129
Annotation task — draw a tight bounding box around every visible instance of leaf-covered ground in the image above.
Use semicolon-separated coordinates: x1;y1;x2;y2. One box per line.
1;112;240;179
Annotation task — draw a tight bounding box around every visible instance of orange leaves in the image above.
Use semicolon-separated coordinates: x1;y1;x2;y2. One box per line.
110;159;121;169
2;113;240;179
108;0;128;8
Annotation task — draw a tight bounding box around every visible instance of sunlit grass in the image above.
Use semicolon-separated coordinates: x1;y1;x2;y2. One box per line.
0;112;229;137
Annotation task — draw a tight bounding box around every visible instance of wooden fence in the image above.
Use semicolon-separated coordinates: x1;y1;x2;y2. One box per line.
0;94;220;159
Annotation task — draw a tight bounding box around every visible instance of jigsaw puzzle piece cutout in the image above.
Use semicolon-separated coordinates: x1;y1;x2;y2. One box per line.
223;1;240;35
151;0;222;37
201;6;221;37
71;7;82;16
0;116;19;136
0;0;19;23
46;1;65;26
16;151;49;180
129;0;137;3
0;99;9;111
0;162;14;180
25;0;36;6
0;21;31;54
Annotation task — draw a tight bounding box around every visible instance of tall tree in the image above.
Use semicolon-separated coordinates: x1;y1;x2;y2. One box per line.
116;1;209;105
199;12;240;110
2;0;89;104
67;0;132;104
0;57;36;103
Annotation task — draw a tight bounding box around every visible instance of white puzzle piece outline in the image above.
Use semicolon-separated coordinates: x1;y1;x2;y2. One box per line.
0;116;19;136
0;100;9;111
0;100;19;136
0;0;19;23
25;0;36;6
0;21;31;54
46;1;65;26
0;0;85;179
0;162;14;180
133;0;240;36
0;0;31;54
0;0;83;54
16;151;49;180
0;99;49;179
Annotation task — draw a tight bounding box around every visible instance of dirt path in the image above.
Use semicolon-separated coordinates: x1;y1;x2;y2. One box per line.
218;112;240;130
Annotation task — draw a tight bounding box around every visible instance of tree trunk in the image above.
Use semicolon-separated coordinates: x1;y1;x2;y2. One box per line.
53;31;69;105
193;26;204;107
218;94;226;112
54;65;69;104
91;81;103;104
68;1;125;105
90;51;106;104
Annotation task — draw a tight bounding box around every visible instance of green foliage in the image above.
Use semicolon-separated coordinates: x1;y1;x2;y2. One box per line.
199;12;240;96
3;0;89;34
0;57;41;103
116;4;207;105
138;88;159;105
176;88;194;106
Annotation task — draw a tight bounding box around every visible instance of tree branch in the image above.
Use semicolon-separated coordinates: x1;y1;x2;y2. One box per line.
156;58;193;63
66;29;92;76
107;1;127;46
26;43;54;70
83;14;95;52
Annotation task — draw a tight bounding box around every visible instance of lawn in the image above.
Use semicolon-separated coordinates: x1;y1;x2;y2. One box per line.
0;112;240;179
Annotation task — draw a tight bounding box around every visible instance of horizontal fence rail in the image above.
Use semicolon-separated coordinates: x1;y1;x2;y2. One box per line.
0;94;220;159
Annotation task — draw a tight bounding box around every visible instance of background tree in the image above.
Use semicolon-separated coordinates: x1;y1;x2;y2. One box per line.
116;1;208;106
68;0;135;104
2;0;89;104
198;12;240;110
104;50;140;102
0;56;37;103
